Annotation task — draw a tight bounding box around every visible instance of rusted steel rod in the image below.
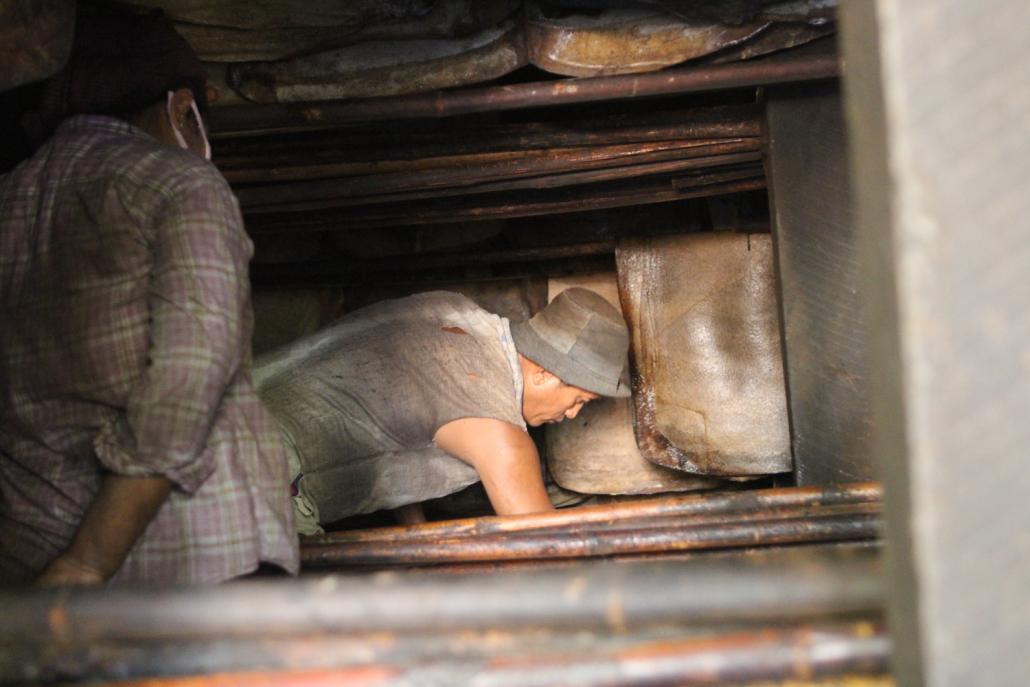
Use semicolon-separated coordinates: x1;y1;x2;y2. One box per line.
241;153;762;216
9;623;889;686
235;140;759;210
0;548;881;643
465;626;885;687
223;138;760;186
301;504;881;561
581;502;880;533
301;511;881;569
251;254;617;289
443;624;889;687
213;105;761;157
208;52;837;135
349;502;881;541
216;119;762;173
240;153;763;214
307;483;882;545
245;173;767;232
257;243;616;281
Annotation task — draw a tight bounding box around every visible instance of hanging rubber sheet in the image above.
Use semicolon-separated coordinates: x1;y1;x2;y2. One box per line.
617;234;791;476
544;274;722;494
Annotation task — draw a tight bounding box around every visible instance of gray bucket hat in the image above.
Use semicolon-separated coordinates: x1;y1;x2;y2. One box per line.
510;287;631;397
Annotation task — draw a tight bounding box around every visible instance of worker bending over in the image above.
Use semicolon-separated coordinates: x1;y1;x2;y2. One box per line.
256;288;630;533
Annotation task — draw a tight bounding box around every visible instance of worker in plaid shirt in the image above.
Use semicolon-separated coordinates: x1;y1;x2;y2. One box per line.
0;9;298;585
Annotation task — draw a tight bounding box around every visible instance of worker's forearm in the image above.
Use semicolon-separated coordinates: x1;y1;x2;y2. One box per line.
392;502;427;525
53;474;171;582
479;452;554;515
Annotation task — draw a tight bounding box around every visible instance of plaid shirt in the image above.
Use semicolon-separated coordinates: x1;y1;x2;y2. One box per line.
0;116;298;584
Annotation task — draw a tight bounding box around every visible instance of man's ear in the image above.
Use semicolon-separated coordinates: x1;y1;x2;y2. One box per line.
532;366;561;388
169;88;194;127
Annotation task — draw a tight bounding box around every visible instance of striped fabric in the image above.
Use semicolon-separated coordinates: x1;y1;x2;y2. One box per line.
0;116;298;584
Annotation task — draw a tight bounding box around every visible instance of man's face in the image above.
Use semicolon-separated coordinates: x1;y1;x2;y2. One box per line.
522;372;601;427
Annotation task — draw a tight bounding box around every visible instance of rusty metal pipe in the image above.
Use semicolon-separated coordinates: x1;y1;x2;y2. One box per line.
235;140;760;210
302;502;881;556
217;124;761;173
444;624;890;687
208;53;837;135
365;501;881;540
213;105;762;155
251;254;617;289
245;174;767;231
0;547;881;644
307;483;882;545
238;153;763;216
227;140;760;191
301;511;881;569
6;623;889;685
256;242;616;283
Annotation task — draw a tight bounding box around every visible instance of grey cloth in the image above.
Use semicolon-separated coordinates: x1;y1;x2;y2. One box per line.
255;292;525;523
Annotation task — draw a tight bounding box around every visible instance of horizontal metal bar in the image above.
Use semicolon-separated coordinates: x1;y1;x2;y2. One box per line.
307;483;882;545
235;139;733;204
225;138;758;187
254;242;615;282
238;151;763;215
448;624;890;687
213;105;761;154
208;52;837;135
302;511;881;569
0;547;882;644
244;174;767;232
299;504;883;567
6;623;889;686
215;110;761;168
251;253;617;289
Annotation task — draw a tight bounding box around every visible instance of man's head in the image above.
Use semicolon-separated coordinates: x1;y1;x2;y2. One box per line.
25;8;211;157
511;288;631;427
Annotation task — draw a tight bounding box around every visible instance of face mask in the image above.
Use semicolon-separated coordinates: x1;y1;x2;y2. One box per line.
166;91;212;160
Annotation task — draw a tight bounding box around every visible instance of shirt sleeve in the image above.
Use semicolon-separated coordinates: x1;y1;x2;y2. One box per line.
93;169;252;493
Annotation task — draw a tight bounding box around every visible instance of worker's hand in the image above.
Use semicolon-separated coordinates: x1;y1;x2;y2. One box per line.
34;474;172;588
34;555;106;587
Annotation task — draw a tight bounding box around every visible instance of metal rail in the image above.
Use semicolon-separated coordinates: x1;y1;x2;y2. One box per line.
0;547;880;642
209;51;838;135
0;546;884;684
16;624;888;686
302;509;880;569
308;483;882;545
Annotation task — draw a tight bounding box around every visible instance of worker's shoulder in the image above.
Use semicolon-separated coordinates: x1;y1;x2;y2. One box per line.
384;291;506;332
61;116;229;201
127;140;228;197
400;290;484;313
343;291;506;346
346;290;487;323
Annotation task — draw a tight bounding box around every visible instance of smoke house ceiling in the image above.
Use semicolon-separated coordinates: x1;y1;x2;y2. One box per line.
94;0;833;287
113;0;836;97
0;0;827;287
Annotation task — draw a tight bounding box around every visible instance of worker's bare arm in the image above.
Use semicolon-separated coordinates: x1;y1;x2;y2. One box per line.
35;474;171;587
392;501;427;525
434;417;553;515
